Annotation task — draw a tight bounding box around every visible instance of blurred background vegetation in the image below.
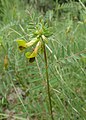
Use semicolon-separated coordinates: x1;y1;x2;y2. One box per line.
0;0;86;120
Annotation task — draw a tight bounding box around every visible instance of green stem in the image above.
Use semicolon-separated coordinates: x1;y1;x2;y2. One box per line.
43;43;54;120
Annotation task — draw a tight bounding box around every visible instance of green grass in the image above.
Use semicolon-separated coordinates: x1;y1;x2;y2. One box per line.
0;0;86;120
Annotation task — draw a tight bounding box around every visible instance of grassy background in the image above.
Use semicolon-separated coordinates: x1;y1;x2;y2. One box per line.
0;0;86;119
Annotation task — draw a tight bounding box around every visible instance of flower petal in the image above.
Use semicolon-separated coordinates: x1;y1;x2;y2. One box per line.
41;35;48;43
16;40;27;47
25;52;32;58
25;41;41;59
16;40;27;51
26;38;39;47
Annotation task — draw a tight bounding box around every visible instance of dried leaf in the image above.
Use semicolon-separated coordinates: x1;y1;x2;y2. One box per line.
4;55;8;69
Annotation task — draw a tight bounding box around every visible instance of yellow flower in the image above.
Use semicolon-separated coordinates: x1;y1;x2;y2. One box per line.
25;41;41;59
16;35;48;62
16;37;39;51
16;40;27;51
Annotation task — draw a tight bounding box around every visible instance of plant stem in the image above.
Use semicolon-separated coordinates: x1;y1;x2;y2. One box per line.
43;43;54;120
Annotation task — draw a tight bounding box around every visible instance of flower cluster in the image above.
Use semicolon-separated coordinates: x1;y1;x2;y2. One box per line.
16;34;48;62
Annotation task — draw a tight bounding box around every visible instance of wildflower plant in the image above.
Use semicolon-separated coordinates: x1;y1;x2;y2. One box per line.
16;21;50;61
16;20;54;120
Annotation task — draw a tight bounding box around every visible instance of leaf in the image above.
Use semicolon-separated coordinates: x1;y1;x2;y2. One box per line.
62;46;65;58
67;45;70;56
0;36;3;46
66;26;71;34
80;54;86;63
